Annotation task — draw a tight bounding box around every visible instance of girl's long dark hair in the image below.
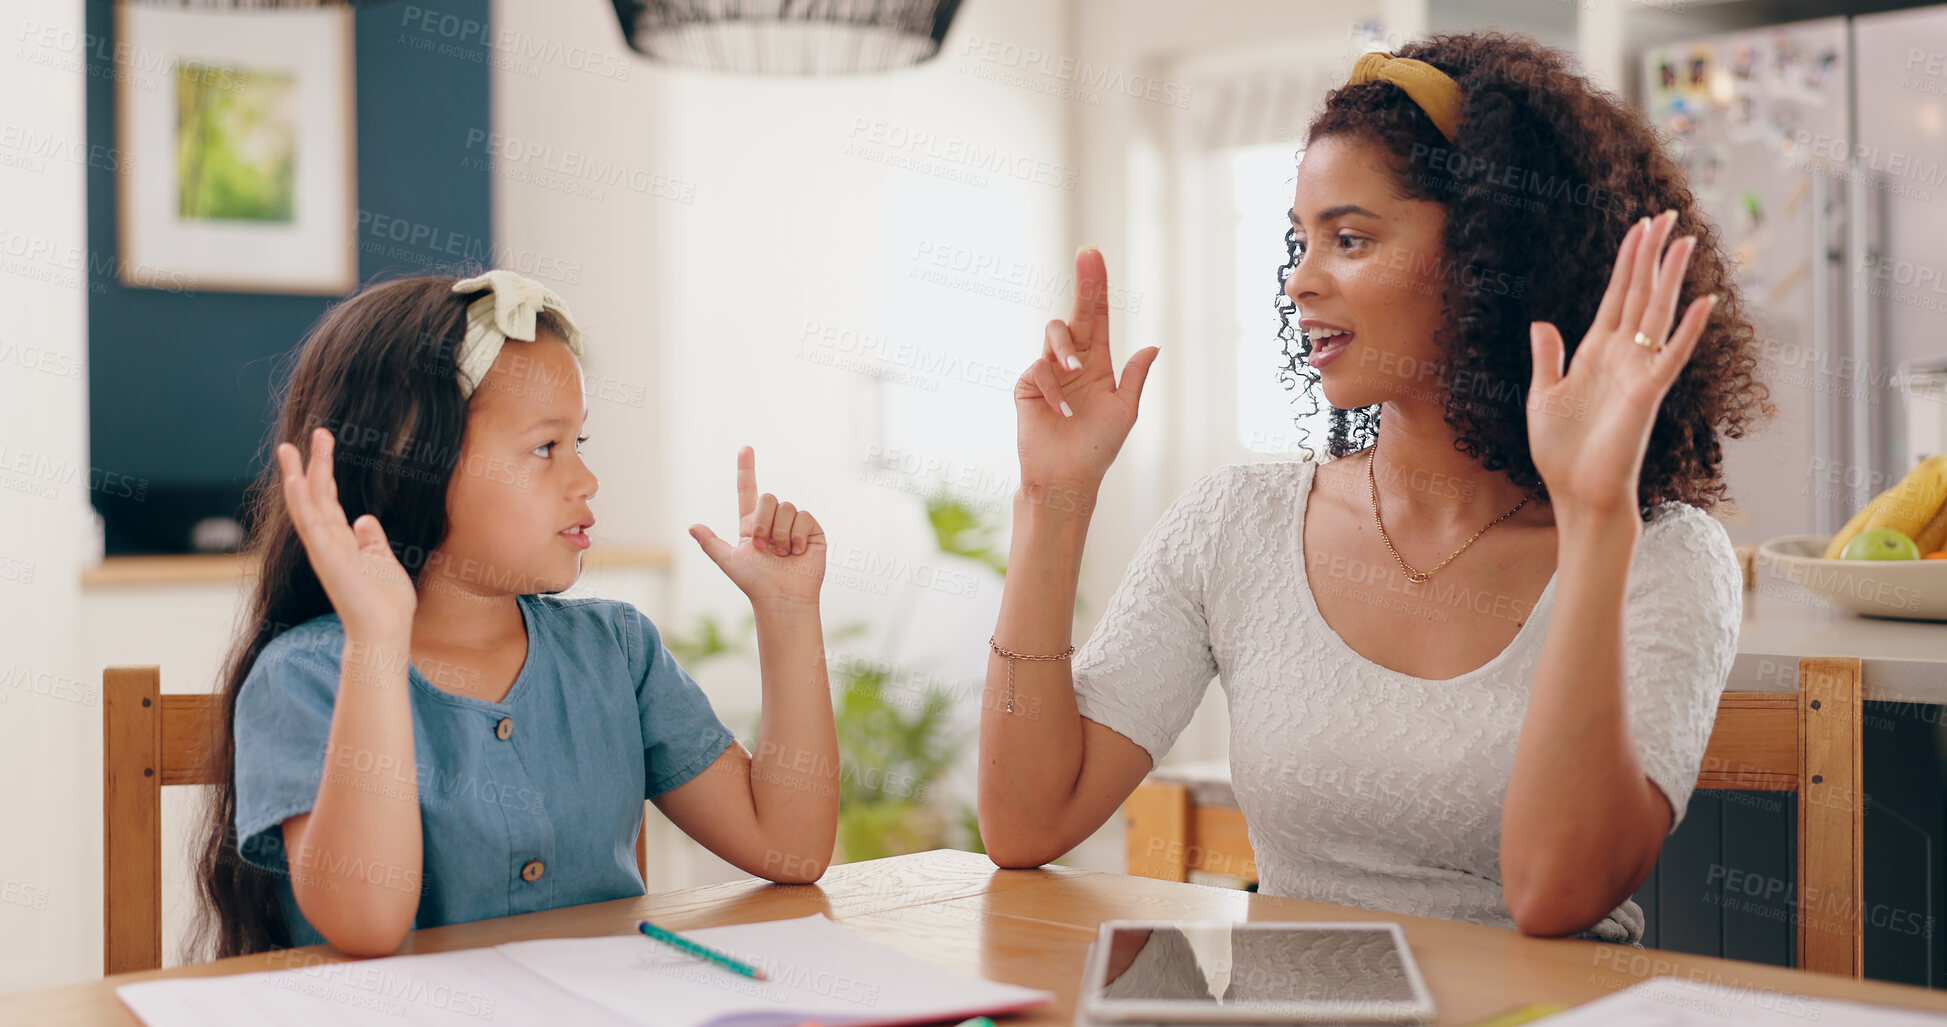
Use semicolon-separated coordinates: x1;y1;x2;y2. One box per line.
190;275;477;958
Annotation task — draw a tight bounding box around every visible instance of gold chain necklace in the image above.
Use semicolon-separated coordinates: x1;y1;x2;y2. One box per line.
1366;447;1533;584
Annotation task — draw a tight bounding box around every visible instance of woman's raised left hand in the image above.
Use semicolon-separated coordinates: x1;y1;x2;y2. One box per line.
1525;209;1718;518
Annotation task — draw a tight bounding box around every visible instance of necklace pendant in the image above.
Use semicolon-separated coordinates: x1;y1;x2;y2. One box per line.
1365;448;1530;590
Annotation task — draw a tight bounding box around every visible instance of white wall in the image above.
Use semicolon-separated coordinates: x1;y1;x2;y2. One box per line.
492;0;1478;885
1062;1;1431;792
0;0;93;992
495;0;1454;888
492;0;1075;882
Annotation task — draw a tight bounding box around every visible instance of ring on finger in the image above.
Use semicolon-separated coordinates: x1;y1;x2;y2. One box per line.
1632;330;1661;352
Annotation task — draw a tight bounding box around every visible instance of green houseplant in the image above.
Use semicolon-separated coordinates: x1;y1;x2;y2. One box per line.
668;486;1008;864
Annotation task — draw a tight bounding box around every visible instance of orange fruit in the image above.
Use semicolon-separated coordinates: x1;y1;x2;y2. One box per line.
1926;551;1947;560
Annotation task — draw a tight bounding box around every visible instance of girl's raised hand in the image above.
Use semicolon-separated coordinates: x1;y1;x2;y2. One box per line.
276;427;418;639
688;446;824;610
1015;246;1161;494
1525;210;1718;518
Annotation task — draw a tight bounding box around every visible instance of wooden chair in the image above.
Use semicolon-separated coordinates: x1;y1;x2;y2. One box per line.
1125;657;1867;977
103;665;654;974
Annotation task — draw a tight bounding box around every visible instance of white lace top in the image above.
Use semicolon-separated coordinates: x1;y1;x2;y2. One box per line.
1072;457;1742;944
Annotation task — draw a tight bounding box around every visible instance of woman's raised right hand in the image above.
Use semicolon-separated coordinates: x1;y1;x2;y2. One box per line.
1015;246;1160;496
277;427;418;639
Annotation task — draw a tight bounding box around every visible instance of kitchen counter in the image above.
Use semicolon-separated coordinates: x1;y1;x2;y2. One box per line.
1733;568;1947;705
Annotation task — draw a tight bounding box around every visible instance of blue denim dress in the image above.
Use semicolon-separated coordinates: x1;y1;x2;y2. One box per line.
232;593;738;947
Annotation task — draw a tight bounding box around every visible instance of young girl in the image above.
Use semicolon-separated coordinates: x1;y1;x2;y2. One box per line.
981;31;1769;943
193;270;837;958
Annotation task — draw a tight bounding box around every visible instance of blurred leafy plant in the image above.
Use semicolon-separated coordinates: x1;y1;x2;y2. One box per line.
667;488;1010;864
928;484;1083;617
925;491;1007;578
664;610;754;667
833;664;969;861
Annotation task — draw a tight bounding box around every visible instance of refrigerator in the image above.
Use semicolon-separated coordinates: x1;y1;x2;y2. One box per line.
1643;15;1947;990
1643;11;1947;547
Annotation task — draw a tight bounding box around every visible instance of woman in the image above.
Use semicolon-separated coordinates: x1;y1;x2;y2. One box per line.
976;31;1770;943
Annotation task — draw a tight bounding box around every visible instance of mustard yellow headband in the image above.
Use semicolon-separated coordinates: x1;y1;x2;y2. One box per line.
1347;51;1461;145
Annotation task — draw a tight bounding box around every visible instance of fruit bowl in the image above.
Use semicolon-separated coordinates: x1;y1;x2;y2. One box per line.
1757;535;1947;621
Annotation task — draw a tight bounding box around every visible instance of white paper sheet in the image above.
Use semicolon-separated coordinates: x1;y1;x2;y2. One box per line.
118;947;631;1026
116;914;1053;1027
1541;976;1947;1025
499;914;1052;1027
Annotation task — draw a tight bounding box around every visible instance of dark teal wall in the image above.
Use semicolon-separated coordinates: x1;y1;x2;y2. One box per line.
86;0;493;553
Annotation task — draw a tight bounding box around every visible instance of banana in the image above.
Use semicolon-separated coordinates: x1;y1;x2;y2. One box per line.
1823;501;1877;559
1823;454;1947;558
1862;454;1947;540
1913;487;1947;554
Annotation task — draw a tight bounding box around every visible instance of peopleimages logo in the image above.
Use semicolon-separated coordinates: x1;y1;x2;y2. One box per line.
355;209;583;286
907;239;1145;313
272;958;500;1019
462;129;696;204
844;118;1078;191
398;4;631;81
0;122;130;174
0;227;196;294
957;34;1193;109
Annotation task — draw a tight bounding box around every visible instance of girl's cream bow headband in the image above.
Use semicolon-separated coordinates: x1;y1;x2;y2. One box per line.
1347;51;1461;145
449;269;585;399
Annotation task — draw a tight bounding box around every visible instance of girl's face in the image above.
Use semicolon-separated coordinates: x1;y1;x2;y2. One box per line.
431;330;598;599
1283;134;1451;411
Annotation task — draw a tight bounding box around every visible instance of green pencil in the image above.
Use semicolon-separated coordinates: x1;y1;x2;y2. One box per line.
636;919;768;980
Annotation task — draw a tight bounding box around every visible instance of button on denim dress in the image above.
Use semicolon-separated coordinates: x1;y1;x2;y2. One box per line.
232;593;739;948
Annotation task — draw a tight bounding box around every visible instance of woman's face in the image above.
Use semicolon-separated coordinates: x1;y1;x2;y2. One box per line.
1283;133;1452;411
430;330;598;599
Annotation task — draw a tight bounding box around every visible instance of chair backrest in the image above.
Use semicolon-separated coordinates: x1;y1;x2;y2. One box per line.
103;666;219;975
102;665;653;974
1702;657;1865;978
1124;656;1866;977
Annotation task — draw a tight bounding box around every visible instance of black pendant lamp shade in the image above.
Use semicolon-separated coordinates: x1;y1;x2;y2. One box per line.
610;0;965;75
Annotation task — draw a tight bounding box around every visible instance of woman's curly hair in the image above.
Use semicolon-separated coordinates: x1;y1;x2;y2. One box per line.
1274;30;1772;517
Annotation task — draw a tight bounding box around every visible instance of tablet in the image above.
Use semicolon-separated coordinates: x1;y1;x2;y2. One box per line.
1079;920;1437;1024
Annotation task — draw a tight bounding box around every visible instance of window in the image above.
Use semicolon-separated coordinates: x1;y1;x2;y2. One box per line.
1230;143;1332;457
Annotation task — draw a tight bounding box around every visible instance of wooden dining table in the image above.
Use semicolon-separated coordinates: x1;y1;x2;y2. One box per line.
9;847;1947;1025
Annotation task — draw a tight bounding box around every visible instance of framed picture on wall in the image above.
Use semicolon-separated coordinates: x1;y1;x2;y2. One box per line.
116;4;356;295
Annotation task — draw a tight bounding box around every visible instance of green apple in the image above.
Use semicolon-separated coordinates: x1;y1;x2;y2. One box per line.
1840;527;1922;561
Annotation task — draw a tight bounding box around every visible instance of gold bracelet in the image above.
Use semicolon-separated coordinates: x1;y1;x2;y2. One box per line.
988;635;1075;715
